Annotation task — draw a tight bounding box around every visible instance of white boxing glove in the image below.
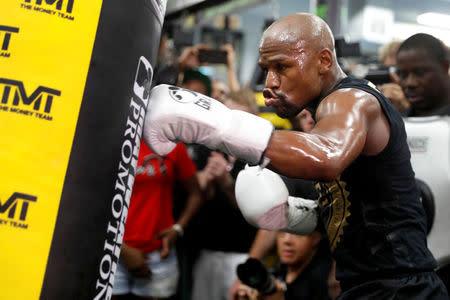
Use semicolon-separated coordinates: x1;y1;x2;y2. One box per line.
143;84;274;165
235;165;318;235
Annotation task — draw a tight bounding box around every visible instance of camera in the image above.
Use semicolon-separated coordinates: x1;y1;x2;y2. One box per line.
364;66;394;85
236;258;277;295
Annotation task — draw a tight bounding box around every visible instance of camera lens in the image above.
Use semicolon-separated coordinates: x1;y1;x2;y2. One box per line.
237;258;277;295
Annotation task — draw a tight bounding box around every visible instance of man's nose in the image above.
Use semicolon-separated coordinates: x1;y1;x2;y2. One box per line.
404;73;418;87
265;70;280;89
281;232;296;244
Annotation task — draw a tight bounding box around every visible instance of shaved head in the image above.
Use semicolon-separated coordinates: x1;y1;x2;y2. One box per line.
260;13;335;54
257;13;345;118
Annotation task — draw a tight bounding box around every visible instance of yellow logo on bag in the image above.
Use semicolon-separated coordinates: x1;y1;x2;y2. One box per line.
20;0;76;21
0;25;19;58
0;0;103;299
0;192;37;229
0;78;61;121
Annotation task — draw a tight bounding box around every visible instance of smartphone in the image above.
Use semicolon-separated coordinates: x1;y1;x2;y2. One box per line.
198;49;228;64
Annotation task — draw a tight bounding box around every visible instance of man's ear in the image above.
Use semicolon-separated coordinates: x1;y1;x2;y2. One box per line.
311;231;322;248
318;48;333;75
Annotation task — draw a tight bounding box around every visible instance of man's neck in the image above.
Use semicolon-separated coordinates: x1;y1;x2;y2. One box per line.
321;69;347;99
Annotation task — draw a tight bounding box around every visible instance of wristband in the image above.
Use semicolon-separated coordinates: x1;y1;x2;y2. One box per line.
172;223;184;236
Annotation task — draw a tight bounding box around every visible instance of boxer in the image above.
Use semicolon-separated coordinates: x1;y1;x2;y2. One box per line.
144;13;448;299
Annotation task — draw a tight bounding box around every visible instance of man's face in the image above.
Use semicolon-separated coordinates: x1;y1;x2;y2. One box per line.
277;232;315;266
259;35;321;118
298;109;315;132
396;47;448;110
211;81;229;102
289;109;315;132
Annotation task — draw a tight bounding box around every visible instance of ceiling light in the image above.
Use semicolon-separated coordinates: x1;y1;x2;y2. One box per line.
417;12;450;29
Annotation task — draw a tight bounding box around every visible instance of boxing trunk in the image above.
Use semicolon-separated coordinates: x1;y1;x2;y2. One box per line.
0;1;166;299
404;116;450;270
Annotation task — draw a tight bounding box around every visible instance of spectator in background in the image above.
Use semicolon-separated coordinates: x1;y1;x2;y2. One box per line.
212;80;230;102
181;68;213;97
379;40;402;67
221;43;241;92
222;87;260;114
153;32;178;87
236;230;332;300
153;39;246;300
396;32;450;293
177;43;240;93
111;141;202;300
189;88;261;300
174;66;214;300
377;40;410;113
288;109;315;133
396;33;450;117
173;48;258;300
211;43;241;104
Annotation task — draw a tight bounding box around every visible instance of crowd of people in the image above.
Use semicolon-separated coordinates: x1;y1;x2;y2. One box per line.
113;12;450;300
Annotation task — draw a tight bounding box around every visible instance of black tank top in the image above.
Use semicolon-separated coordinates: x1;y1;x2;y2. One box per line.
312;77;437;283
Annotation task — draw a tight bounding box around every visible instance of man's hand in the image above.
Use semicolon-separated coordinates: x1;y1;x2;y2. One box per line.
236;283;259;300
121;244;151;278
204;151;235;187
204;151;229;179
197;151;233;191
230;278;244;300
233;281;286;300
157;226;180;258
177;44;210;72
378;82;409;112
220;44;236;68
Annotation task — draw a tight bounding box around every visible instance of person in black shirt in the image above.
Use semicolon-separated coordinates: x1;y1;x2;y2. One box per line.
396;32;450;293
145;13;448;299
275;231;331;300
236;230;331;300
255;14;447;299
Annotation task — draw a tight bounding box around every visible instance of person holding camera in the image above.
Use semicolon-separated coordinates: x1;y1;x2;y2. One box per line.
377;40;410;113
176;43;240;92
236;230;331;300
395;33;450;293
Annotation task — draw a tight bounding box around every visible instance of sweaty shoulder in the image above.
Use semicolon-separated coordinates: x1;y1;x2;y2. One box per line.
316;88;380;121
315;88;389;156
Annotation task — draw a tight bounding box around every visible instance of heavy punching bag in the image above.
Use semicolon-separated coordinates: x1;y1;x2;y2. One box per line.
0;1;166;299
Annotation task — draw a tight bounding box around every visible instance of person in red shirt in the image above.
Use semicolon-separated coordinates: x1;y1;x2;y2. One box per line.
112;141;202;300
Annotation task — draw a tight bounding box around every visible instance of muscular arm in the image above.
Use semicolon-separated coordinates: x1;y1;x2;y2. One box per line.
265;89;389;181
